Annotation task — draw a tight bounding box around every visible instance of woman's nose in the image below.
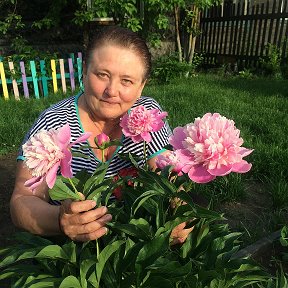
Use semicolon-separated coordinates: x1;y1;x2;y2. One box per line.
105;80;118;97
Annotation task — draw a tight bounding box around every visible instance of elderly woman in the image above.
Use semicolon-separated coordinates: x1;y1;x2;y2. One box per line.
10;26;191;244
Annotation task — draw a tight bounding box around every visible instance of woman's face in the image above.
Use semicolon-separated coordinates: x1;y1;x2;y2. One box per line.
83;45;146;121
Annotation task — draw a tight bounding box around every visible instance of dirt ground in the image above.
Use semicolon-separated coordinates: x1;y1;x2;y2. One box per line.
0;152;19;247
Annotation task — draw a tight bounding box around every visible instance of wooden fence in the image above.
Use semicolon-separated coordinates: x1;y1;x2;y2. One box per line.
199;0;288;67
0;52;83;100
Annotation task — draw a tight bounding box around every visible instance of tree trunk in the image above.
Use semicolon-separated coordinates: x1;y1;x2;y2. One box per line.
188;6;200;64
174;5;182;62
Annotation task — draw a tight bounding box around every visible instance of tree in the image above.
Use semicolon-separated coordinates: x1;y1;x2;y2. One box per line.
0;0;222;64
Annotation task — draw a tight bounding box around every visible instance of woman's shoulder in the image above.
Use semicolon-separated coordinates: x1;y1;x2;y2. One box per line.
132;96;163;110
31;93;81;132
43;93;79;114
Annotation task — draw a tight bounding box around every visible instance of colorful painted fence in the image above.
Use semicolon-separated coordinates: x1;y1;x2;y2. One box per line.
0;52;83;100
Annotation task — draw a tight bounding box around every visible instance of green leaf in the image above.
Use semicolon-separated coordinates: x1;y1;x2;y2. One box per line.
96;240;126;285
62;241;77;264
108;221;151;241
49;178;81;201
135;231;170;284
0;247;41;269
87;270;97;287
59;276;82;288
0;264;46;280
118;241;145;275
131;190;165;216
73;170;92;191
149;259;193;279
118;152;141;168
35;245;69;260
155;197;165;229
80;259;96;288
23;275;61;288
13;232;53;247
83;162;109;196
138;169;176;196
142;276;174;288
86;179;112;201
72;151;90;159
129;218;152;237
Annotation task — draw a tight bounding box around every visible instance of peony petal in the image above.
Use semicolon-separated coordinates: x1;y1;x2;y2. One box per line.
24;176;44;191
208;165;233;176
57;123;71;149
46;163;60;189
169;127;186;150
182;163;195;174
141;131;152;143
29;177;44;192
150;121;164;132
60;149;73;178
187;165;216;183
130;135;143;143
232;160;252;173
175;149;194;163
239;148;254;158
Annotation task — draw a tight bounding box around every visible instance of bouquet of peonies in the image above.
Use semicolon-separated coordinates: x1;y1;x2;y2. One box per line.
0;107;269;288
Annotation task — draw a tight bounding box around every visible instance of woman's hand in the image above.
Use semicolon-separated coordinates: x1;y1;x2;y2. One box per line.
59;199;112;242
170;222;194;245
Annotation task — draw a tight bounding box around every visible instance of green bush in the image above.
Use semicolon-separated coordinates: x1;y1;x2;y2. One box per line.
151;53;203;84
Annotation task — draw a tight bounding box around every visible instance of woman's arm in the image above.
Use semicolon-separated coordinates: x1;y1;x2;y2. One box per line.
10;161;112;241
10;161;60;235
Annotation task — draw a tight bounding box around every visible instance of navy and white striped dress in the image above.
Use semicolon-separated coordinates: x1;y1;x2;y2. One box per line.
18;92;172;178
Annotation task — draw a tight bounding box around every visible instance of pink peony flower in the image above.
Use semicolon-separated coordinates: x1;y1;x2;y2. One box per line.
23;124;91;192
155;151;188;176
120;105;167;143
169;113;253;183
95;133;110;149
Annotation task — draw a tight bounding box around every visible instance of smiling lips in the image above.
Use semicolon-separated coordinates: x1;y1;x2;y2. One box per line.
101;99;120;104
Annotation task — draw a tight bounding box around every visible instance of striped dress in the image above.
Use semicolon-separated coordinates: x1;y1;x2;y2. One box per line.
17;92;172;178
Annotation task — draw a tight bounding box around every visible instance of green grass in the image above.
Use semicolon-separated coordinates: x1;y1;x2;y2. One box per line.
0;91;72;155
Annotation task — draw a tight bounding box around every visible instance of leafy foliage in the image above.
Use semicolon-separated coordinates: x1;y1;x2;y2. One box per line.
0;158;270;287
151;52;203;83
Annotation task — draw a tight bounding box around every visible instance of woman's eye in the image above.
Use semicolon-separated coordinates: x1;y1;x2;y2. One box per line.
97;73;108;79
122;79;133;86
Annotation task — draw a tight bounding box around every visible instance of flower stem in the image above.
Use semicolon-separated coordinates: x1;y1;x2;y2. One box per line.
68;178;78;195
143;141;148;170
101;149;105;162
96;239;100;259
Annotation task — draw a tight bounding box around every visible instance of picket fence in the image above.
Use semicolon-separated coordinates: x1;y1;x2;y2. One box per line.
199;0;288;67
0;52;83;100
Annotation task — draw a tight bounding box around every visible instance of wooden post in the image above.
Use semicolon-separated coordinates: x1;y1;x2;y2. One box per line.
51;59;58;93
40;60;49;97
59;59;67;94
68;58;75;92
8;61;20;100
30;61;40;99
0;62;9;99
20;61;29;99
